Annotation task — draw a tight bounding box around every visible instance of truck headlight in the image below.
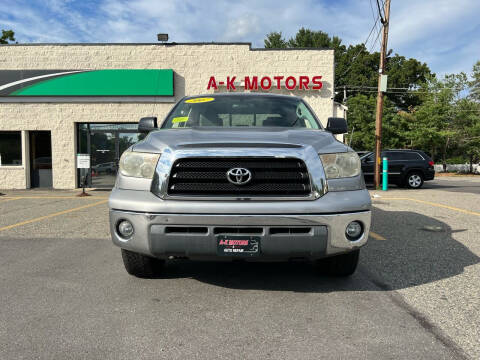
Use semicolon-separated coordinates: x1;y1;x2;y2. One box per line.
319;152;361;179
119;151;161;179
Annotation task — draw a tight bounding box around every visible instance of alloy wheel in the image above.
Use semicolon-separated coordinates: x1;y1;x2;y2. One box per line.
408;174;422;188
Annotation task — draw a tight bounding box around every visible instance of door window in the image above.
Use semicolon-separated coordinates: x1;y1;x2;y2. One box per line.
385;152;403;160
364;153;374;162
403;152;423;160
90;132;116;189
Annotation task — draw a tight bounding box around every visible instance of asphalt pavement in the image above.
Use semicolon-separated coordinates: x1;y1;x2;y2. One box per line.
0;176;479;359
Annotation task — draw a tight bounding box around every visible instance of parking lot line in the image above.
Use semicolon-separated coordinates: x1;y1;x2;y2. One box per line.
0;196;108;200
376;197;480;217
0;197;22;203
370;231;386;240
0;199;108;232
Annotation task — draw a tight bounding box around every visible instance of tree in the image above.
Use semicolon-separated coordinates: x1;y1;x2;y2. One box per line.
454;98;480;172
345;94;377;150
263;28;480;168
346;93;406;150
263;28;432;109
0;29;15;44
410;74;468;165
470;60;480;102
264;32;287;48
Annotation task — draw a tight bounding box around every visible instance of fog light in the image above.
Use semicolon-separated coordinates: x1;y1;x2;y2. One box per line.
118;220;134;238
345;221;363;240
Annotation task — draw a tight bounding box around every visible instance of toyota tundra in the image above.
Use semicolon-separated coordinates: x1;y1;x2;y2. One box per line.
109;93;371;277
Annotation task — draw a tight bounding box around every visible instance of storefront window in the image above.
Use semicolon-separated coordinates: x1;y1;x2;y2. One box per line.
0;131;22;166
76;123;141;188
77;124;88;154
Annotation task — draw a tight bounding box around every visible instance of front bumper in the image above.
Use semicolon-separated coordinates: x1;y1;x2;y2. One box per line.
109;189;372;260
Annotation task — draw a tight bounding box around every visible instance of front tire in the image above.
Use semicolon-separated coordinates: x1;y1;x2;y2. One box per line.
406;172;424;189
316;249;360;276
121;249;165;278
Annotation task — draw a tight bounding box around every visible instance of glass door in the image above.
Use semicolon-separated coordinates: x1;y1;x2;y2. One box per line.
90;131;117;188
77;123;142;189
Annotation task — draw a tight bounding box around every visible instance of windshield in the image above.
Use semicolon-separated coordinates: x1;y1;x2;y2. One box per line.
161;95;321;129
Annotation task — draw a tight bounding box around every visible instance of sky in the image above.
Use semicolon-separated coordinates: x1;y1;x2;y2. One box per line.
1;0;479;77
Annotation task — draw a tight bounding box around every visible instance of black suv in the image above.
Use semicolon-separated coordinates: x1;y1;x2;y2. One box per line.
360;149;435;189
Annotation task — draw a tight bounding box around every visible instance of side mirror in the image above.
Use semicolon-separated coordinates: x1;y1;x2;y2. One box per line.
326;117;348;134
138;117;158;133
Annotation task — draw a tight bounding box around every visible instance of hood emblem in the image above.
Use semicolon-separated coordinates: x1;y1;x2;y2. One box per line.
227;168;252;185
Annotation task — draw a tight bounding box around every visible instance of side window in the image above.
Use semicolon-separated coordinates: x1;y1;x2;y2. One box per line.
385;152;402;161
0;131;22;166
170;106;192;128
404;152;423;160
296;102;319;129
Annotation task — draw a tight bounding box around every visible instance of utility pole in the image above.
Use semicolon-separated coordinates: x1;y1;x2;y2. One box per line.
374;0;391;189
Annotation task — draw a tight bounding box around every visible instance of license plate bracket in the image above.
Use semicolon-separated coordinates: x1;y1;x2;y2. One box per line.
216;235;260;256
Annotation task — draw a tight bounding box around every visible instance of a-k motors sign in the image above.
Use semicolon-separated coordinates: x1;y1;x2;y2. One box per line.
207;75;323;91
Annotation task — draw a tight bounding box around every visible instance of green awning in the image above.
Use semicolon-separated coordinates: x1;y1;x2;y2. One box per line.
4;69;174;97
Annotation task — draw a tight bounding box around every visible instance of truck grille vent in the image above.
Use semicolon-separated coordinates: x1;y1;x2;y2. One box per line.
167;157;311;196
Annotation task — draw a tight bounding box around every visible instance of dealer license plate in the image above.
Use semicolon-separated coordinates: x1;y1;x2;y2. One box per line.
216;235;260;256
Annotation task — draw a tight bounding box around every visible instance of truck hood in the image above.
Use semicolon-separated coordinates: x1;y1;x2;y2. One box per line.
132;127;351;154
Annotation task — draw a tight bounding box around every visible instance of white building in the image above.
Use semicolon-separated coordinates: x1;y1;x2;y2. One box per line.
0;42;337;189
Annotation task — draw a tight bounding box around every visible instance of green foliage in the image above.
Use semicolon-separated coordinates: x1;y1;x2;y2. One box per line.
0;29;15;44
454;97;480;166
410;74;468;163
347;73;480;167
264;29;480;170
346;94;405;150
263;28;431;109
470;61;480;102
264;32;287;48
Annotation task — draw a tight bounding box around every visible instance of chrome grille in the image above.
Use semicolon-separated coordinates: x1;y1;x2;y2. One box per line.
167;157;311;196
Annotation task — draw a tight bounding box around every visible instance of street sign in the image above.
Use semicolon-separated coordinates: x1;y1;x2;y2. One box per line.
77;154;90;169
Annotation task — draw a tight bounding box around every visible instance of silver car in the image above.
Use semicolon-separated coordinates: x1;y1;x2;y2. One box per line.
109;93;371;277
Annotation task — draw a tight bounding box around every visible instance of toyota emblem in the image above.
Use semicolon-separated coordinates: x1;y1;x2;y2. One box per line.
226;167;252;185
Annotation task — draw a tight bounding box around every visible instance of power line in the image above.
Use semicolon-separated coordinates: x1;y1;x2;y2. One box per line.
369;0;383;51
369;26;382;52
338;84;471;89
336;13;380;80
375;0;385;23
369;0;377;23
337;0;388;82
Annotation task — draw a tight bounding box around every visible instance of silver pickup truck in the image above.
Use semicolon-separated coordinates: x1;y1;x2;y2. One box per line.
109;93;371;277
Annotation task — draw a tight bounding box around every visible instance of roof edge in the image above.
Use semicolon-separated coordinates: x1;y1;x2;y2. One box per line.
0;41;333;51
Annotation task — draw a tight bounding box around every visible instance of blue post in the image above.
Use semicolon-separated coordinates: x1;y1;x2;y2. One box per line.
382;157;388;191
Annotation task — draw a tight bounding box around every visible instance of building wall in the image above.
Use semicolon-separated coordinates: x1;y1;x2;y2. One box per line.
0;44;334;189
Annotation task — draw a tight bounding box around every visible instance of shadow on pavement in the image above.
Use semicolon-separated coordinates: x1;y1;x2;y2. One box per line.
422;181;480;194
155;208;479;292
366;178;480;195
361;207;479;290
